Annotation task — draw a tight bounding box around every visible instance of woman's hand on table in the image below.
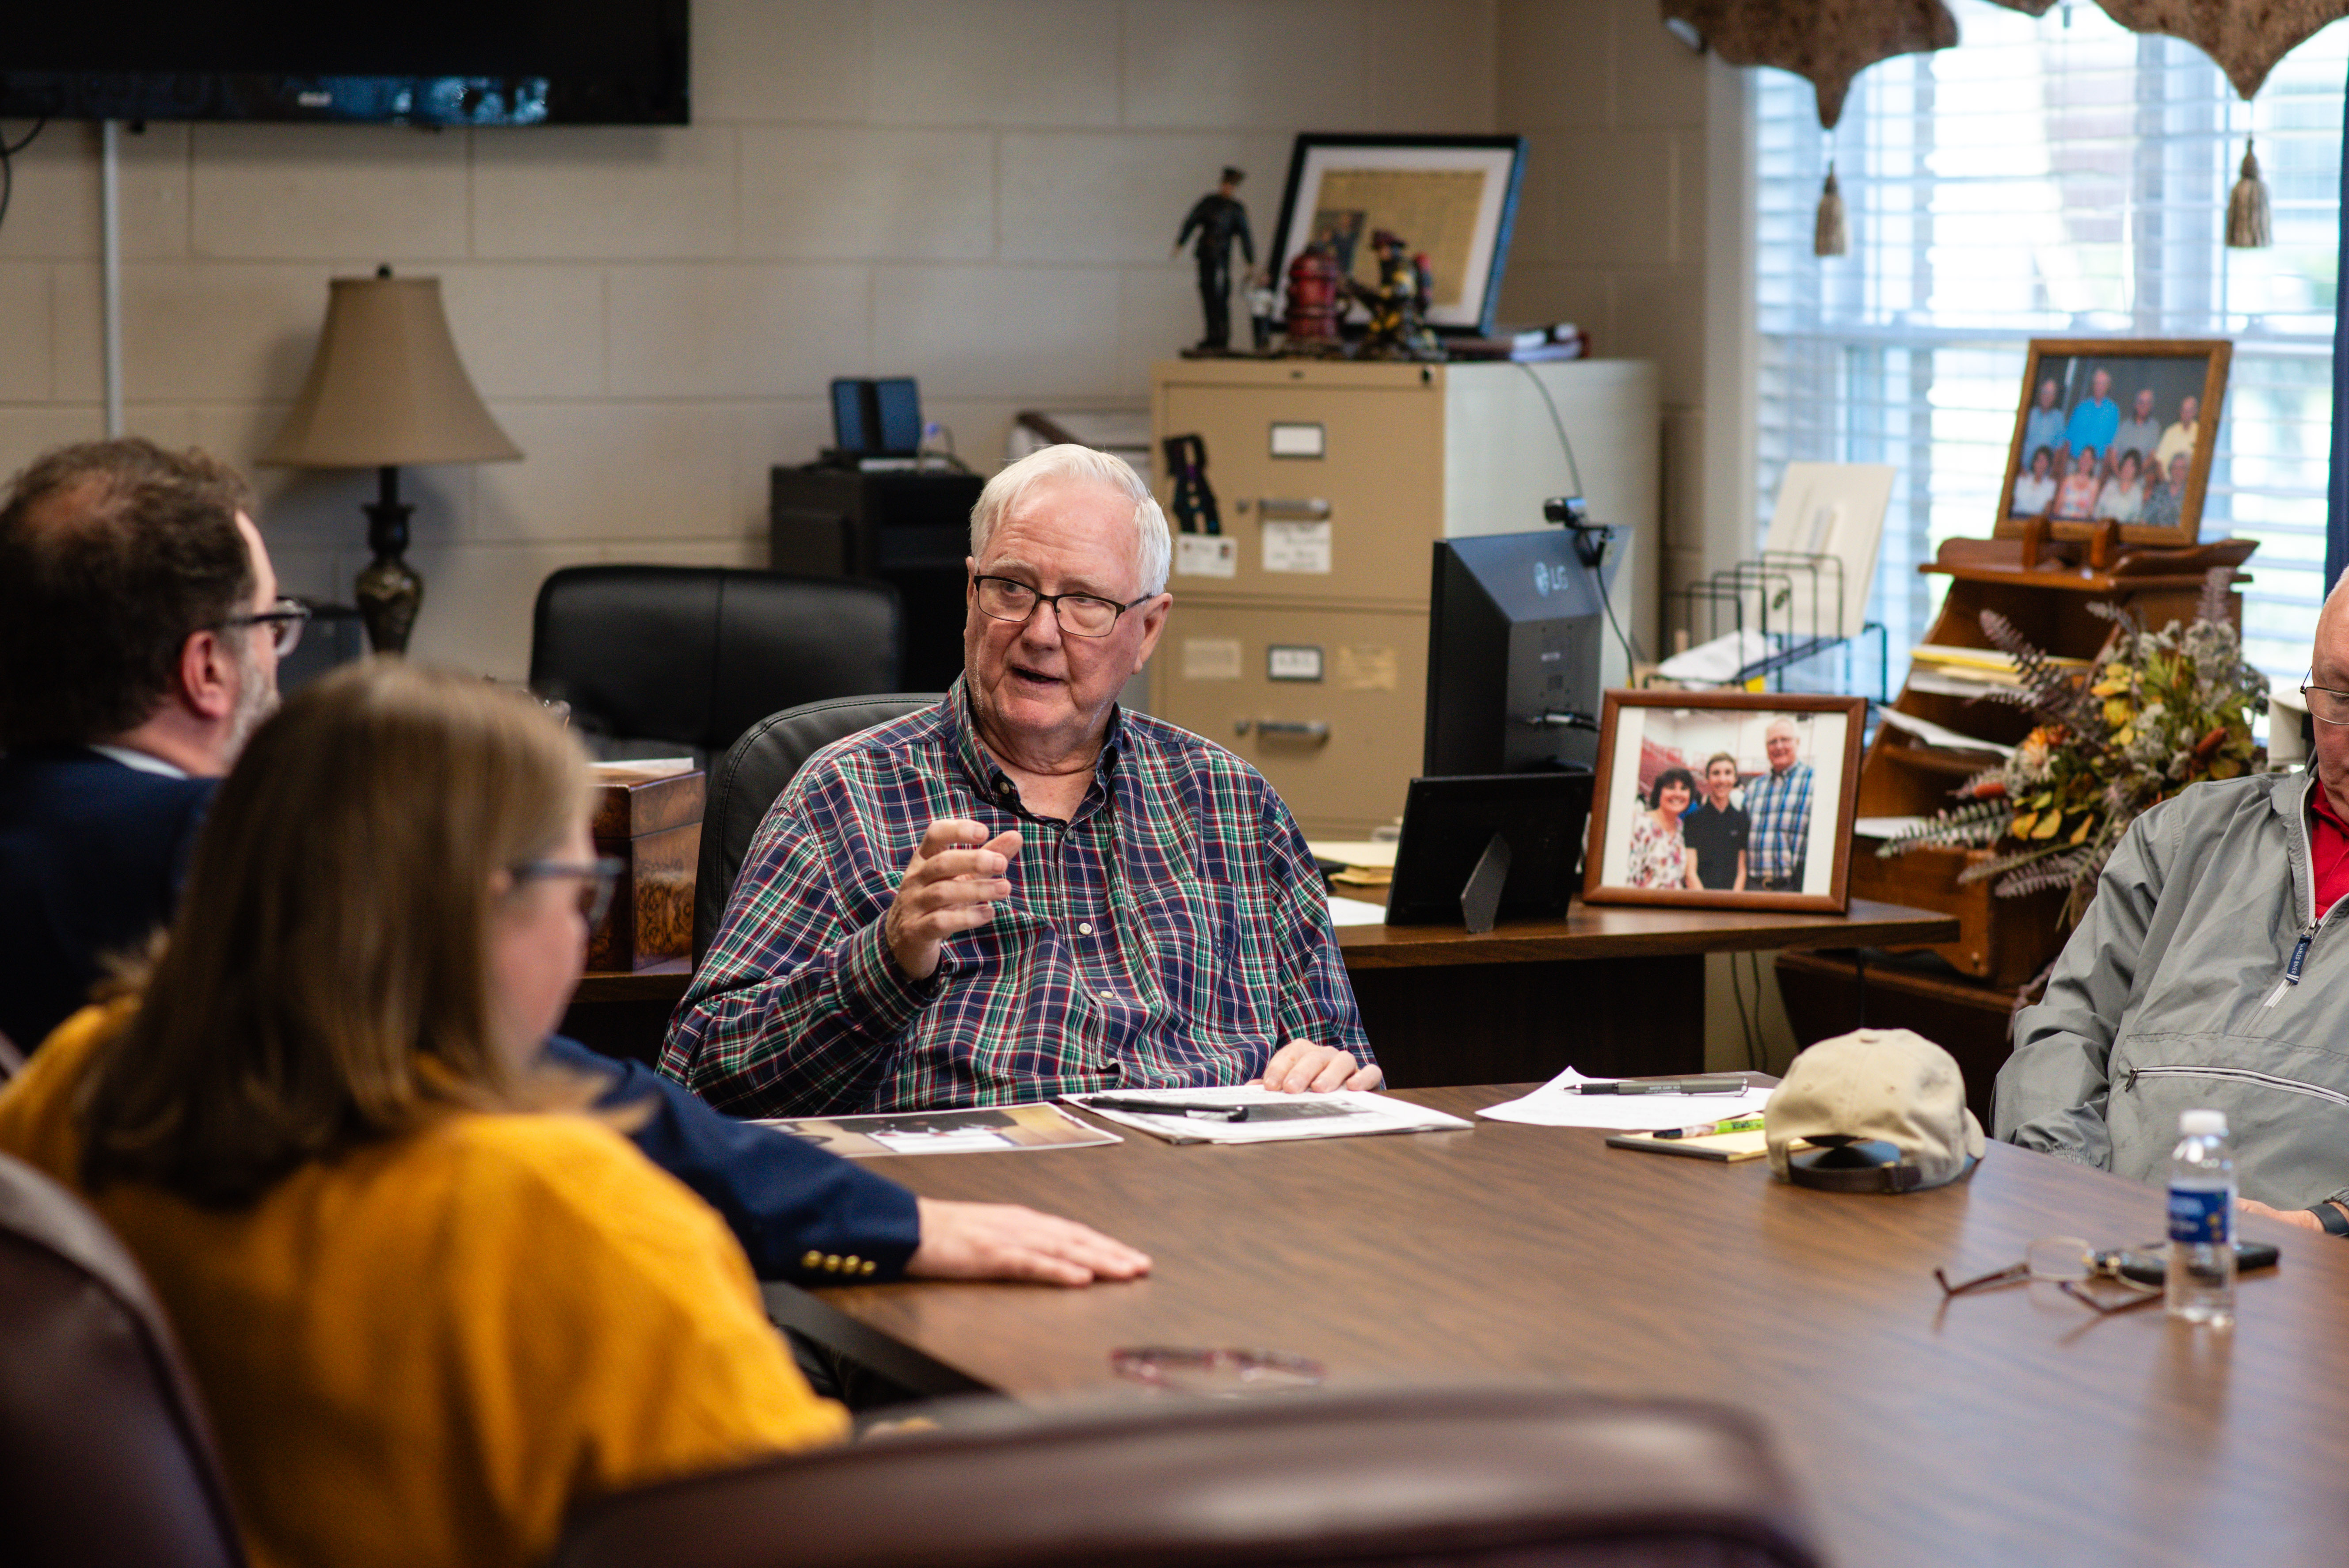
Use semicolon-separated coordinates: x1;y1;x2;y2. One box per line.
907;1199;1152;1285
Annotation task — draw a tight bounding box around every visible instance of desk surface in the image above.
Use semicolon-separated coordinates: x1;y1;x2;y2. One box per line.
775;1085;2349;1568
576;898;1959;999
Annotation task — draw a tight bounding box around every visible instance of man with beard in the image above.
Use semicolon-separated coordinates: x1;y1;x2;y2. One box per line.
0;439;292;1055
0;438;1146;1298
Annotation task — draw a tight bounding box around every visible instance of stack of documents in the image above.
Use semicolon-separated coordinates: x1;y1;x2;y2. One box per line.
1477;1067;1774;1130
1066;1086;1471;1145
1904;644;2090;702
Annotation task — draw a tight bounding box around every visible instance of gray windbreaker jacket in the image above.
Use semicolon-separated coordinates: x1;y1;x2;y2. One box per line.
1994;769;2349;1210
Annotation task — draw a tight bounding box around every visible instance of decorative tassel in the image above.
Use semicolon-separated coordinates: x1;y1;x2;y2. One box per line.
2226;138;2271;249
1814;163;1849;258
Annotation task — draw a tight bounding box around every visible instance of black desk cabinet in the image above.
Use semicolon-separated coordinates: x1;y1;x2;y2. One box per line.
770;467;982;692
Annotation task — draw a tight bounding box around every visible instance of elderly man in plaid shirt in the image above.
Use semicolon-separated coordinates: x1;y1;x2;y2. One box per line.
663;444;1377;1117
1744;716;1814;893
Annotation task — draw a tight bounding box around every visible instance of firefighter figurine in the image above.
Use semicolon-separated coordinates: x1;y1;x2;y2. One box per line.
1350;228;1442;361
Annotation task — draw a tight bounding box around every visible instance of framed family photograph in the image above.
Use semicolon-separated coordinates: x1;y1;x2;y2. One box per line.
1267;133;1527;336
1996;338;2230;548
1583;691;1867;913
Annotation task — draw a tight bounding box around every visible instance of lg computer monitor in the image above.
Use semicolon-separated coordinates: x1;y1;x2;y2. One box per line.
1424;530;1620;776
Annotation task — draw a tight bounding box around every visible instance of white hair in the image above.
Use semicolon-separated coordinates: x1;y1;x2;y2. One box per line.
970;444;1171;597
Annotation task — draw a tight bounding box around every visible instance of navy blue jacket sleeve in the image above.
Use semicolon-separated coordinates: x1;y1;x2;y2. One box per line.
544;1036;922;1283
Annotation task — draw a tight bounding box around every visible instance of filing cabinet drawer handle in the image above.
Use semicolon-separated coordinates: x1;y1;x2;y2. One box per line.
1235;719;1331;742
1256;498;1331;521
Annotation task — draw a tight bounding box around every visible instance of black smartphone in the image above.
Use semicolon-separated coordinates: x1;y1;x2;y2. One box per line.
2109;1240;2281;1286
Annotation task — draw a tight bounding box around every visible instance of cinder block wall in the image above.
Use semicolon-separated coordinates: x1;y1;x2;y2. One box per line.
0;0;1710;678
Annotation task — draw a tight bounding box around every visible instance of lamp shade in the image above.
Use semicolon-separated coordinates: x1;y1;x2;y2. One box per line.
259;274;521;468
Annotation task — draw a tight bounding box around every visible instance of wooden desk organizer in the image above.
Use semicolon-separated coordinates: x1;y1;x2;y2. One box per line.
589;763;704;972
1850;531;2254;986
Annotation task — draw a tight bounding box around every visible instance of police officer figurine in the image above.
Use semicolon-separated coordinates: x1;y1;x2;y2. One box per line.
1173;167;1253;352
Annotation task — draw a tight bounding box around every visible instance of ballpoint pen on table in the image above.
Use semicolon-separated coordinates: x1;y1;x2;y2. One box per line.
1080;1097;1251;1122
1565;1078;1748;1096
1651;1115;1769;1140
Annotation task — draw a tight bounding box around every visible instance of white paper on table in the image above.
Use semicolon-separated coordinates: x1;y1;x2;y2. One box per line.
1307;839;1399;869
1477;1066;1774;1130
1065;1086;1470;1145
1325;894;1388;926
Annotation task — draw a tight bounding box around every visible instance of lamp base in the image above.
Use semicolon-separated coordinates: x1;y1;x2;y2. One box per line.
355;552;424;655
357;469;423;655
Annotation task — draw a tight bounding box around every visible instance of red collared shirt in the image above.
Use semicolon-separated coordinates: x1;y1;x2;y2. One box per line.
2310;781;2349;916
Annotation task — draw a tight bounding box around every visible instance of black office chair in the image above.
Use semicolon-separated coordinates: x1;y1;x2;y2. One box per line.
693;694;945;963
529;566;904;765
0;1153;248;1568
555;1386;1822;1568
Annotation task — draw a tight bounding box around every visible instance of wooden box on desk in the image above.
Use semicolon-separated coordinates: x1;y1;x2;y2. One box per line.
588;764;703;972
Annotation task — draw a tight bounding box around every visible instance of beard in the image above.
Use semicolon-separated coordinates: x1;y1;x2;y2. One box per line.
220;631;280;765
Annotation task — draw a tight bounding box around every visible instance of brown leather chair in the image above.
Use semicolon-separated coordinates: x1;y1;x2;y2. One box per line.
0;1152;247;1568
554;1386;1821;1568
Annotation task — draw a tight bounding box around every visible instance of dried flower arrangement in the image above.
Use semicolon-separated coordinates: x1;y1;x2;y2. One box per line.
1878;567;2268;926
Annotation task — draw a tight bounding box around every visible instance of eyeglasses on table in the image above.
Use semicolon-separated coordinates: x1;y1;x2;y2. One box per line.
1110;1346;1325;1394
1934;1236;2165;1316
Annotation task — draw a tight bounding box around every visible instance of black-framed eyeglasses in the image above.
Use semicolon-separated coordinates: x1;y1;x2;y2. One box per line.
971;575;1152;639
511;856;624;925
2301;674;2349;727
220;598;312;658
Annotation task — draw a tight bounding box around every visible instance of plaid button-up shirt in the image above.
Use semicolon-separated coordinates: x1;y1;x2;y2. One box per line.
661;683;1371;1116
1744;761;1814;883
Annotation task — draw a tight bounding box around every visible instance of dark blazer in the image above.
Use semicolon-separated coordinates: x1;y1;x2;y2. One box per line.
0;748;213;1056
0;747;920;1282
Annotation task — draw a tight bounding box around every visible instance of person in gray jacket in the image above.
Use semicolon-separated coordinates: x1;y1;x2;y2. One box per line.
1995;585;2349;1235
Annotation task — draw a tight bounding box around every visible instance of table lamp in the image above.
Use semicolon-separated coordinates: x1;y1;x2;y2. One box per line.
259;267;522;654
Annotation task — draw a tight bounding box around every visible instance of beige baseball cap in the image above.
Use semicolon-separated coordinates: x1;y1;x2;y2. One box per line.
1765;1028;1984;1193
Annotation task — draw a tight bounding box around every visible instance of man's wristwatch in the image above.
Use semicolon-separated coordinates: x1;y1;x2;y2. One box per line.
2311;1200;2349;1237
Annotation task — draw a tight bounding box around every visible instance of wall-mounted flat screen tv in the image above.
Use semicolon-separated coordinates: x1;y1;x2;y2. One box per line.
3;4;689;126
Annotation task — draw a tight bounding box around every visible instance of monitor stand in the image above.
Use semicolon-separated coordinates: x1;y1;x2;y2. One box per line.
1460;831;1513;934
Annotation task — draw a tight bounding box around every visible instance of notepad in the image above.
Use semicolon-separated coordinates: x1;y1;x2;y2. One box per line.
1604;1129;1771;1162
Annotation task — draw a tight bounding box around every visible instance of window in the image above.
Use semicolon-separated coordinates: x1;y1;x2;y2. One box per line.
1757;0;2343;689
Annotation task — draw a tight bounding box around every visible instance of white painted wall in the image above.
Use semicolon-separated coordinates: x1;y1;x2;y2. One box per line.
0;1;1725;685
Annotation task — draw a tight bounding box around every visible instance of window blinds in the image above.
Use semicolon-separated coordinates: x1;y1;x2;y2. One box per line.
1756;0;2346;689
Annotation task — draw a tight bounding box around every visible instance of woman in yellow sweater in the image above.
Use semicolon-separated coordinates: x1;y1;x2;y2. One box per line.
0;662;845;1568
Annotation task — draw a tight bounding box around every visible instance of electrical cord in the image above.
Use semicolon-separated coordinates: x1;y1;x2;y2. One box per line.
1512;361;1587;499
1515;360;1645;673
0;120;49;236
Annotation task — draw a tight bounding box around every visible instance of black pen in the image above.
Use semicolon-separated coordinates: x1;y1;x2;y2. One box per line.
1565;1078;1747;1096
1080;1096;1251;1122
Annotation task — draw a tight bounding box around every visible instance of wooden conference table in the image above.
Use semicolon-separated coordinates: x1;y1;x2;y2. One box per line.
567;898;1958;1086
769;1085;2349;1568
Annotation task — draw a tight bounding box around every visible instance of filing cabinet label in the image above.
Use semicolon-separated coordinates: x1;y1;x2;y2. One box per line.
1181;637;1244;680
1262;520;1332;574
1269;422;1326;458
1175;534;1239;578
1336;645;1398;691
1267;645;1325;682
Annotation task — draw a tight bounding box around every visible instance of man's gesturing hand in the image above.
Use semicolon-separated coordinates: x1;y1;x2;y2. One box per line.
885;819;1021;982
1255;1038;1383;1093
906;1199;1153;1285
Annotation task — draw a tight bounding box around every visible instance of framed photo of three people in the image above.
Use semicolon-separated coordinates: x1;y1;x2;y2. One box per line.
2000;337;2229;547
1584;692;1867;914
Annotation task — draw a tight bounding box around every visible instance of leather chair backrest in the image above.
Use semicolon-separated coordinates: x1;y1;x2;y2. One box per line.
529;566;904;759
556;1386;1821;1568
694;694;943;964
0;1153;247;1568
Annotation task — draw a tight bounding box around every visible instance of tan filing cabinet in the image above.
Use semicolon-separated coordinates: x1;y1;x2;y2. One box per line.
1149;358;1659;837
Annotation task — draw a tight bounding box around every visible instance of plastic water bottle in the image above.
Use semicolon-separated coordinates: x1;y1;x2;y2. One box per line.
2166;1108;2236;1326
